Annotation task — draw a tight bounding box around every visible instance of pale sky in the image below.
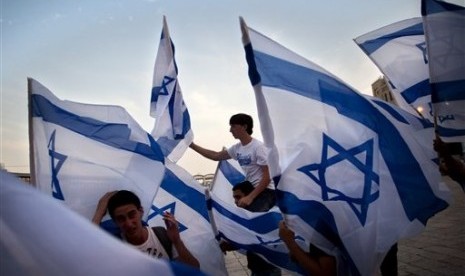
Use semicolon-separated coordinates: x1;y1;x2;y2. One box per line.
1;0;459;176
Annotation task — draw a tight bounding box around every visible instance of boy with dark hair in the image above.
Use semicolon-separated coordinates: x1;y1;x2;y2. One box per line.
190;113;276;210
222;181;281;276
93;190;199;268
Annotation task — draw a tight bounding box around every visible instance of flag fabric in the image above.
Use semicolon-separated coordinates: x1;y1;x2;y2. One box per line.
146;160;227;276
150;16;193;162
29;78;165;221
354;18;430;120
240;18;450;275
0;171;205;276
422;0;465;142
355;15;465;142
208;160;305;274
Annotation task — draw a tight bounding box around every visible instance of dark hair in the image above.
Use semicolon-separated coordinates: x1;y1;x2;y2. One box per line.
232;181;254;196
107;190;141;219
229;113;253;135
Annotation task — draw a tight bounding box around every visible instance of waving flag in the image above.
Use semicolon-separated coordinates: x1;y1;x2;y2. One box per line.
240;18;450;275
422;0;465;142
150;16;193;162
0;171;205;276
355;15;465;142
29;78;165;221
208;160;304;274
146;160;227;276
354;18;430;119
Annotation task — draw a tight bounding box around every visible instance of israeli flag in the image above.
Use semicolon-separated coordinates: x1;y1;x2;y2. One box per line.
422;0;465;142
240;18;451;275
0;171;205;276
354;18;431;120
208;160;305;274
150;16;193;162
147;160;227;276
29;78;165;221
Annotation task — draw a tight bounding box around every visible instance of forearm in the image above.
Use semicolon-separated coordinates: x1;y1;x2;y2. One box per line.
190;143;227;161
173;240;200;268
285;241;333;275
443;156;465;181
248;179;269;201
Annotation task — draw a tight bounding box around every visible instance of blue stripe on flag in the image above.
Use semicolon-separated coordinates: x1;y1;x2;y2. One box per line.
211;199;282;234
219;160;245;186
160;168;209;221
371;100;410;124
31;94;164;163
276;190;360;275
251;49;448;224
217;232;304;274
401;79;431;104
358;22;424;54
431;79;465;103
437;125;465;138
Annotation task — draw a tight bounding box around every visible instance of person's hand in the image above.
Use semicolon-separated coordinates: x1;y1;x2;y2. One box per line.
278;220;295;245
237;194;254;208
92;191;117;224
434;137;449;158
163;212;181;243
219;240;236;253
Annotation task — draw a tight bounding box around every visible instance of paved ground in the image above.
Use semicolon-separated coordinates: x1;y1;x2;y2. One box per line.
224;177;464;276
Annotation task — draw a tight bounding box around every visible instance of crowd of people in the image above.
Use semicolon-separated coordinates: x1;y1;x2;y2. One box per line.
91;113;463;276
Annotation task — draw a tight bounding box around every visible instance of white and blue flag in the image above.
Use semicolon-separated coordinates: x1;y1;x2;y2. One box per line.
0;171;205;276
147;160;227;276
150;16;193;162
422;0;465;142
355;15;465;142
29;78;165;221
208;160;305;274
240;18;451;276
354;18;430;120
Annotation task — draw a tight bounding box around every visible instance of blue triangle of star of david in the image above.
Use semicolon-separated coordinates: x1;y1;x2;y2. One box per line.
48;130;67;201
147;202;187;232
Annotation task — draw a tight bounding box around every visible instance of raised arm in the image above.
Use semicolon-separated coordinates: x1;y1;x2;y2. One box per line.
92;191;117;225
279;221;336;276
190;142;230;161
163;212;200;268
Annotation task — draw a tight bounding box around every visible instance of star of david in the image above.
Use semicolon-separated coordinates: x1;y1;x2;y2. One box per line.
147;202;187;232
428;29;464;68
298;134;379;226
416;41;428;64
48;130;67;201
151;75;176;103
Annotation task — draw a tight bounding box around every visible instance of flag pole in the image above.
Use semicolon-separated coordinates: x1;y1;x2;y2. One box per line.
27;78;36;186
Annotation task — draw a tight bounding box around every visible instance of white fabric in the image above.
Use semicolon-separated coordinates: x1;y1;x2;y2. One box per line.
29;78;165;221
150;16;193;162
241;18;451;276
147;160;228;276
0;171;203;276
227;138;273;189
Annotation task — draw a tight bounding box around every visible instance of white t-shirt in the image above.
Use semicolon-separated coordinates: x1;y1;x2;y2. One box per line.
125;226;178;260
227;138;273;189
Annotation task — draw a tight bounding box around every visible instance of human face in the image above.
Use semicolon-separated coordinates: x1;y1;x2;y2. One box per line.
113;204;144;238
233;189;246;206
229;124;246;139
